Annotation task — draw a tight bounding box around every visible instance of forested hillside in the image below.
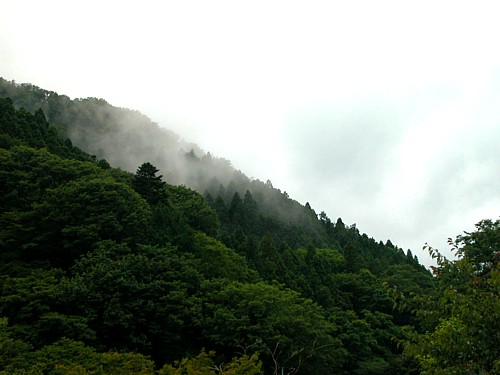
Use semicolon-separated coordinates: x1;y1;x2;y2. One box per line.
0;77;358;238
1;81;498;374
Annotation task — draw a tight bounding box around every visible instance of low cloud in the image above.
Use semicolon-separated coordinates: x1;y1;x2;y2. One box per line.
281;84;500;265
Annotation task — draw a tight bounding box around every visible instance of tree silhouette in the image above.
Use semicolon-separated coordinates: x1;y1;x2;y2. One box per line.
132;162;167;205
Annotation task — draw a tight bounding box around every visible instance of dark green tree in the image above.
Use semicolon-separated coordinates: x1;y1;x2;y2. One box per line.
343;243;366;273
132;162;168;205
242;190;259;231
166;185;219;237
60;240;203;363
228;192;244;228
26;176;151;267
197;280;346;374
192;232;258;282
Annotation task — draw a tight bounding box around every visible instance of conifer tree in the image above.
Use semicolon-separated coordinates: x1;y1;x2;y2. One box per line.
132;162;167;205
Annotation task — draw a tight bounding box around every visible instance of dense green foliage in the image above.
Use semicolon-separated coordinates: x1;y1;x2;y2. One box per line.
1;80;496;374
399;219;499;374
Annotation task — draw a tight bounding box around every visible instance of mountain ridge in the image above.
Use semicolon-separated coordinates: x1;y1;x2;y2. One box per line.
0;77;427;269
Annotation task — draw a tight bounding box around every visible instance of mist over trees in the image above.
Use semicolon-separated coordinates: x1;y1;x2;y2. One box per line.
0;78;330;232
0;78;234;186
1;79;498;374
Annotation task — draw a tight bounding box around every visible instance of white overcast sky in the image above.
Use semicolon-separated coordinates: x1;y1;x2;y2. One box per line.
2;1;499;266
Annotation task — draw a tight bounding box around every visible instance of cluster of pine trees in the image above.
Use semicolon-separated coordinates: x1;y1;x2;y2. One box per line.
1;81;498;374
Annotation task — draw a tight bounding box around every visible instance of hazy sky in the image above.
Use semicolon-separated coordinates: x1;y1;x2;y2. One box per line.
2;1;499;266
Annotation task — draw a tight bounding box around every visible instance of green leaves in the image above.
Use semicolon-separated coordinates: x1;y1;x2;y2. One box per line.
158;350;262;375
166;185;219;237
0;145;128;270
0;317;32;370
197;280;345;373
405;219;500;374
0;335;156;374
61;241;203;361
192;232;257;282
29;176;151;266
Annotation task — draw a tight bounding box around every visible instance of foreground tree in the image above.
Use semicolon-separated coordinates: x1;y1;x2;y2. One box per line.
158;350;262;375
197;280;346;374
404;219;499;374
60;241;203;363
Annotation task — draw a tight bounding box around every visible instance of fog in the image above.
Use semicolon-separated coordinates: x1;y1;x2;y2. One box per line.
2;1;500;266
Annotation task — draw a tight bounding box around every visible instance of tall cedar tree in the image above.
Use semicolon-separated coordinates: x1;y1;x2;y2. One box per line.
133;162;168;205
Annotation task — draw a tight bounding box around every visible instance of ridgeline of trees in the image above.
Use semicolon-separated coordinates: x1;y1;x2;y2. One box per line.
1;81;498;374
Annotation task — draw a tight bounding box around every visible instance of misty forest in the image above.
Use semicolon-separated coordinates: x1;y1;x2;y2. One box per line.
0;78;498;374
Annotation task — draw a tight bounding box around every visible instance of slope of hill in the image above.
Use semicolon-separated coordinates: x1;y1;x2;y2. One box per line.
0;79;437;374
0;78;424;264
0;78;321;235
